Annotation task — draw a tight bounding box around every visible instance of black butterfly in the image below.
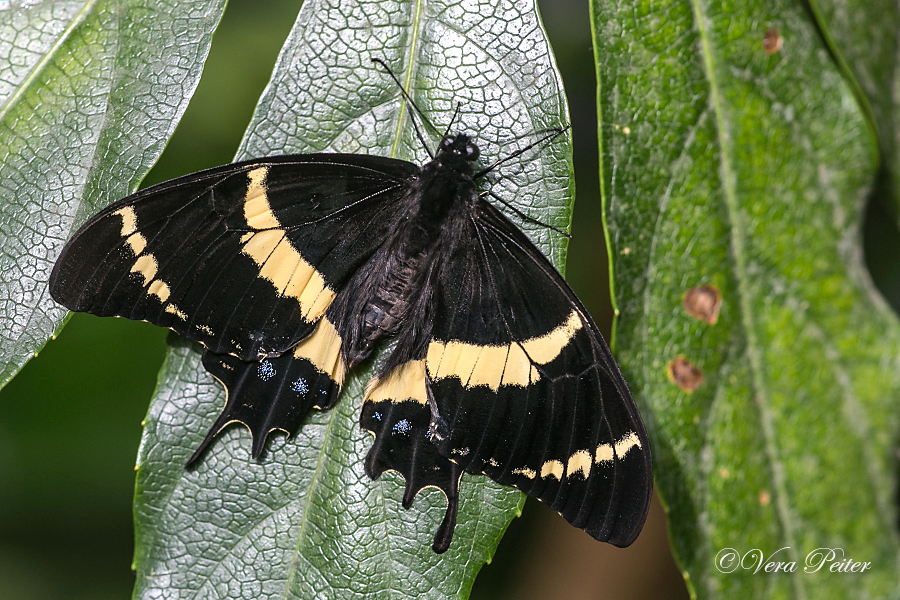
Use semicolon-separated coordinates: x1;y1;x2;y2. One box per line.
49;73;652;553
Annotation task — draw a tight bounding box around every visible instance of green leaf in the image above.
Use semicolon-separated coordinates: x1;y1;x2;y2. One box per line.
804;0;900;213
0;0;227;389
593;0;900;597
133;0;573;598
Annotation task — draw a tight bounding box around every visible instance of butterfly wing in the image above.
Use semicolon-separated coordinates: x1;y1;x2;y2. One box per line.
51;154;418;359
362;197;651;551
50;154;419;460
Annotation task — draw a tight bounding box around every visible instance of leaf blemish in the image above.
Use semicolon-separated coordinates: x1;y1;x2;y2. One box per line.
682;284;722;324
762;29;782;54
666;356;704;392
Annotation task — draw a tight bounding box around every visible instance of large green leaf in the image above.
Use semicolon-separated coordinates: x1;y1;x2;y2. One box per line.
0;0;228;388
132;0;573;598
593;0;900;598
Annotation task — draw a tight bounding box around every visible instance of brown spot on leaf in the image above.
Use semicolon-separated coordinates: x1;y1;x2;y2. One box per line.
763;29;782;54
667;356;704;392
683;284;722;324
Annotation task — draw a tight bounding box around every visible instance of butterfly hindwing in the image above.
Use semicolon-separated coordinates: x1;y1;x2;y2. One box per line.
193;351;328;461
359;362;465;552
361;197;651;549
446;199;651;546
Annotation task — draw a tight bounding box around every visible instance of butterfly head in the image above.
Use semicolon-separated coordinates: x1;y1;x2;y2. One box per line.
437;134;480;162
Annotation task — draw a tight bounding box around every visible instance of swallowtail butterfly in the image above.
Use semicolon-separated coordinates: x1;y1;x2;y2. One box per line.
49;66;652;553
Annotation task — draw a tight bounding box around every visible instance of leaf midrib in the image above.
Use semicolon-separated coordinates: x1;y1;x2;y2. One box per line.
687;2;805;599
389;0;426;159
281;407;343;600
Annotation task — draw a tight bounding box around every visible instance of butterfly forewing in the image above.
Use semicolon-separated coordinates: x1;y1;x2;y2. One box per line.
50;154;417;361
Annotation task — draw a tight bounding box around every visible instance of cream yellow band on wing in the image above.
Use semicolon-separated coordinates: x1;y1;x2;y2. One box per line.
113;206;171;303
292;316;346;386
364;360;429;405
240;166;336;321
513;431;643;483
426;310;582;390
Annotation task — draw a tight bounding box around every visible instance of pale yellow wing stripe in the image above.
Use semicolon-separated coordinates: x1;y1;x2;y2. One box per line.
566;450;593;478
519;310;583;362
292;316;347;386
364;360;429;405
594;443;614;464
165;303;188;321
425;342;526;390
113;206;171;303
594;431;642;466
508;431;643;482
613;431;642;460
426;309;583;391
511;467;537;479
239;166;336;321
147;279;172;301
131;255;158;285
243;168;279;229
540;460;564;480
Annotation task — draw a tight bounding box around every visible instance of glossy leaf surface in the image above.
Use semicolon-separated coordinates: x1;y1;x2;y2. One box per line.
0;0;228;387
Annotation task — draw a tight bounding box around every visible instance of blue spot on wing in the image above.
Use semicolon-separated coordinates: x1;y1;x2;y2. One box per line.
291;377;309;394
197;351;343;463
392;419;411;435
258;360;275;381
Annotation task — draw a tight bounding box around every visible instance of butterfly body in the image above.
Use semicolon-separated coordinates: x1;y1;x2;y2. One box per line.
49;131;652;554
332;134;478;371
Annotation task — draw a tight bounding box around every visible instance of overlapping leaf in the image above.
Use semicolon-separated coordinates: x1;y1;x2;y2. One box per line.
0;0;228;388
593;0;900;597
806;0;900;214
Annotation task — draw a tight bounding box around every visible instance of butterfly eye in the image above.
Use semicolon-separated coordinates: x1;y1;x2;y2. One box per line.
440;136;454;151
465;142;480;161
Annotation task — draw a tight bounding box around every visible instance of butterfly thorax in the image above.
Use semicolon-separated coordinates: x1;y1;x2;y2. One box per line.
335;134;480;369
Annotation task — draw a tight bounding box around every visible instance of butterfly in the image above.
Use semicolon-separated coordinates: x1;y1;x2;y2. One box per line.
48;66;652;554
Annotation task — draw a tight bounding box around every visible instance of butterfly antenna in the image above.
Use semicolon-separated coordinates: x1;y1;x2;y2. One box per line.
371;58;439;158
442;103;462;140
481;190;572;239
473;126;570;180
492;127;566;147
